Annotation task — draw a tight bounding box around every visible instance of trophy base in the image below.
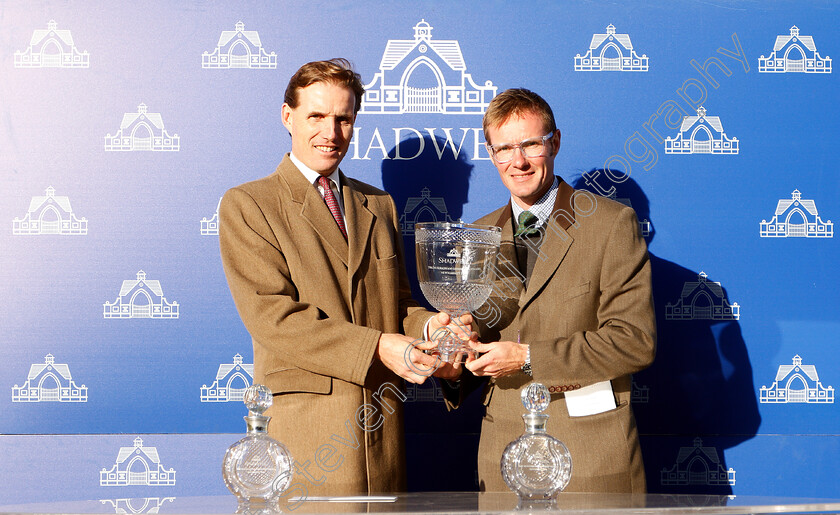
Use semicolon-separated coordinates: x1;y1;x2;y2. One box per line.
426;339;478;364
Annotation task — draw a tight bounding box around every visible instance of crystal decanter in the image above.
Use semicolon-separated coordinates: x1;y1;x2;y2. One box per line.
223;384;293;507
501;382;572;502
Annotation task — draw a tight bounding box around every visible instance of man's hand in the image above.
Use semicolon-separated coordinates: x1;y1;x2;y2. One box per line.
426;312;479;381
376;333;439;384
465;341;528;378
428;312;476;342
432;359;463;381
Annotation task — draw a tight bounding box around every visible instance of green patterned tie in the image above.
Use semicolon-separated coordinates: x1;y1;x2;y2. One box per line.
515;210;540;237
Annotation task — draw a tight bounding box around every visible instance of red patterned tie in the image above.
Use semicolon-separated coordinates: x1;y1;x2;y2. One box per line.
318;175;347;240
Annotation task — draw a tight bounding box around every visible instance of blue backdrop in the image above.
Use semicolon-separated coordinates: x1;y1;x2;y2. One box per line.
1;0;838;507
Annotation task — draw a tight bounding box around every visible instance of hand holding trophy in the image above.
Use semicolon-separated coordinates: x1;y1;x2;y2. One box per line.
415;222;501;363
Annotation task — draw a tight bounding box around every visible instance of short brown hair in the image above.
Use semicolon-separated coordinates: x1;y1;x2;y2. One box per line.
482;88;557;143
284;58;365;114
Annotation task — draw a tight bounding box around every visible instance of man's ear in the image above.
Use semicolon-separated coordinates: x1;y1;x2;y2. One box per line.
281;103;293;134
550;130;562;157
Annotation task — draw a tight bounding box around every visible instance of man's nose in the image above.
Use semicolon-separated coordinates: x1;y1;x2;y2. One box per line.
323;118;340;139
510;147;528;167
326;120;338;139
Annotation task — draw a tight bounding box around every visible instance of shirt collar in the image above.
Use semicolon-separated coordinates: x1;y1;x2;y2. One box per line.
289;152;342;193
510;177;559;227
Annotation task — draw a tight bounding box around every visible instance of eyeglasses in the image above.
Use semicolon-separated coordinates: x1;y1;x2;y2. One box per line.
487;132;555;163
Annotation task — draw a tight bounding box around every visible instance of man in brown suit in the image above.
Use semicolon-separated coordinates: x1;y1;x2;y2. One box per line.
455;88;656;493
219;59;460;500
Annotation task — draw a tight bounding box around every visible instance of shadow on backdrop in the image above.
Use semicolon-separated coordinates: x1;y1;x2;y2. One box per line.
382;134;484;492
572;170;761;496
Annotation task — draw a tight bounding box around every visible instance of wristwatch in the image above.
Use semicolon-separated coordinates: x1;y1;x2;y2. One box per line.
521;346;532;376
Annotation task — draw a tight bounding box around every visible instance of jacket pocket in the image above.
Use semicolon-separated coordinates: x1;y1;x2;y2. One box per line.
264;367;332;395
563;280;591;300
376;254;398;270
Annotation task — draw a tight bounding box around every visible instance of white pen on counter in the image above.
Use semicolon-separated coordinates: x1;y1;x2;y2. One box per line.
288;495;397;503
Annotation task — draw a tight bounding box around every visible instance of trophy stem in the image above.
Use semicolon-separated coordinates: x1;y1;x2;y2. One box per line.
428;331;478;364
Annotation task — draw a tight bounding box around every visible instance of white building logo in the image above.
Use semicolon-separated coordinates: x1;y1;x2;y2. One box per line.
664;106;739;154
100;498;175;514
13;186;88;235
760;355;834;403
665;272;740;321
404;380;444;403
14;20;89;68
105;104;180;151
202;21;276;69
12;354;87;402
100;437;176;486
104;271;179;319
661;437;736;486
631;381;650;404
200;354;253;402
400;188;456;235
200;198;222;235
605;194;652;238
360;20;496;114
759;26;832;73
760;190;833;238
574;24;649;72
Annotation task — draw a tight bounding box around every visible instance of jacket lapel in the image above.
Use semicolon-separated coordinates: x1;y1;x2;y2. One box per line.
278;156;349;267
519;179;576;309
342;174;374;280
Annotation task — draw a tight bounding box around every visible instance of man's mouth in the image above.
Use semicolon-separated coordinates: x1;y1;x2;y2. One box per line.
510;171;534;180
315;145;339;153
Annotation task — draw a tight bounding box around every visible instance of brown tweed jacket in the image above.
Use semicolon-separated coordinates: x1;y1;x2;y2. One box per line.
466;178;656;493
219;155;430;496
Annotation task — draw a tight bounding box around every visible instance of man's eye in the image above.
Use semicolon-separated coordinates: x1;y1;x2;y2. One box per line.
521;141;540;150
495;145;513;153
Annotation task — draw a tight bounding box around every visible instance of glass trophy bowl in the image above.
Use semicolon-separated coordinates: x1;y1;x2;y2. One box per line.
415;222;501;362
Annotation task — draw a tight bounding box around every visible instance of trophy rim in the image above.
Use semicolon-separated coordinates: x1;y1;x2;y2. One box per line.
414;221;501;234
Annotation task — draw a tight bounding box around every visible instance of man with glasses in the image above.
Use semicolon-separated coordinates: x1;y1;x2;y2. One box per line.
448;88;656;493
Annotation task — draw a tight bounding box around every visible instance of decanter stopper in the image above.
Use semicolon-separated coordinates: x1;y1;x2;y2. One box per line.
244;384;272;433
500;383;572;501
223;384;293;507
